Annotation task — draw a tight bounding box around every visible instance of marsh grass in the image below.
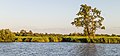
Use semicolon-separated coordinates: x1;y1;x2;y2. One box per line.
12;36;120;43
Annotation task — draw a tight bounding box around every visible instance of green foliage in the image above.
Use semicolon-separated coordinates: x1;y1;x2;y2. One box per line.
33;33;40;36
0;29;15;42
20;30;27;36
0;29;119;43
15;38;22;42
117;35;120;37
43;37;49;42
111;34;116;36
71;4;105;38
27;30;33;36
31;38;45;42
10;35;120;43
74;38;120;43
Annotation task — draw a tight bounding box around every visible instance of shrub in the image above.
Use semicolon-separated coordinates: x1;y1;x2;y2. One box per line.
111;34;116;36
31;38;45;42
42;37;49;42
117;35;120;37
15;38;22;42
0;29;15;42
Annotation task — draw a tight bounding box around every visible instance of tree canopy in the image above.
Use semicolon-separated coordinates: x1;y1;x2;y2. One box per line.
0;29;15;42
71;4;105;38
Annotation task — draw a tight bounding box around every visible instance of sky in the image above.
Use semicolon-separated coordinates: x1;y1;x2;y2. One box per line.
0;0;120;34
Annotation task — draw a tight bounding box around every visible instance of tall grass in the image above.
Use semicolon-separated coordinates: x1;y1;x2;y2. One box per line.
13;36;120;43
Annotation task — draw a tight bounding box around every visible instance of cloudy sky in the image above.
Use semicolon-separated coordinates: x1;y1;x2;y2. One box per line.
0;0;120;34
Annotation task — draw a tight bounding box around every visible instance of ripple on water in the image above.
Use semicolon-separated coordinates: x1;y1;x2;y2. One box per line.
0;42;120;56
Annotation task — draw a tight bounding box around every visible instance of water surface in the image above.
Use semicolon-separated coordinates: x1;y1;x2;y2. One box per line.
0;42;119;56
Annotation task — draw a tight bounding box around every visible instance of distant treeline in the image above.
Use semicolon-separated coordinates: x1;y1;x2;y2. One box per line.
14;29;120;37
14;30;62;36
68;33;120;37
0;29;120;43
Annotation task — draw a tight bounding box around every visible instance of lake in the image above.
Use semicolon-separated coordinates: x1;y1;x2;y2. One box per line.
0;42;120;56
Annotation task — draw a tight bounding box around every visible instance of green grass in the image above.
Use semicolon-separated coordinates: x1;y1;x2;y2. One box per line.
64;36;120;38
13;36;120;43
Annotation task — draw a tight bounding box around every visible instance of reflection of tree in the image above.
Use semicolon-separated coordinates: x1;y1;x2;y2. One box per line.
69;43;105;56
71;43;97;56
80;43;98;56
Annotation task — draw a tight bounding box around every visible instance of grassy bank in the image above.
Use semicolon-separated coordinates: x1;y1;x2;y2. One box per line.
11;36;120;43
0;29;120;43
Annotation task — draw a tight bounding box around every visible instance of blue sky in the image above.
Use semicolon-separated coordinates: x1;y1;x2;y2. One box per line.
0;0;120;34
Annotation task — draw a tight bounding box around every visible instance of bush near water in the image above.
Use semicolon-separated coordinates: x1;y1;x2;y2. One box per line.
0;29;15;42
13;36;120;43
0;29;120;43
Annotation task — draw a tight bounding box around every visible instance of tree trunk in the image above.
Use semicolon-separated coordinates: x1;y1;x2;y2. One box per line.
86;26;91;38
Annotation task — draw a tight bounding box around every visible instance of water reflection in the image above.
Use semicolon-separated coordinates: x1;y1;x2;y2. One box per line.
73;43;105;56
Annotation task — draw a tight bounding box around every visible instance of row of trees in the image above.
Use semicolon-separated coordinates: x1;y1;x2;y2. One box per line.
68;33;120;37
0;29;119;37
14;36;63;42
15;30;33;36
14;30;63;36
0;29;63;42
0;29;120;42
14;30;120;37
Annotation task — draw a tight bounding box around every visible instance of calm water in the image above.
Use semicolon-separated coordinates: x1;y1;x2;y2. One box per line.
0;42;120;56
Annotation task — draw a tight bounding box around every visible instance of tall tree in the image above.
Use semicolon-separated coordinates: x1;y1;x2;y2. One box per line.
71;4;105;38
